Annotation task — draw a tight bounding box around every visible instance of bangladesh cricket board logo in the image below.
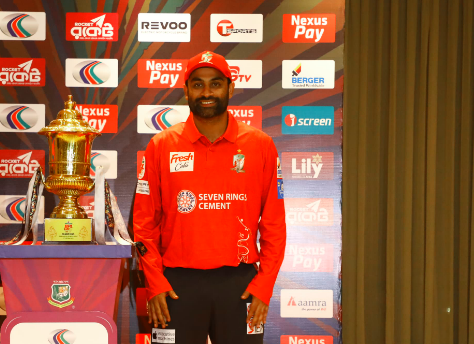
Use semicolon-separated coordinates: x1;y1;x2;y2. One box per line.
48;283;74;308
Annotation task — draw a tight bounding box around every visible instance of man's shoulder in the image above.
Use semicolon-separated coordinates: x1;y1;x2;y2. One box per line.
150;122;186;145
237;121;273;144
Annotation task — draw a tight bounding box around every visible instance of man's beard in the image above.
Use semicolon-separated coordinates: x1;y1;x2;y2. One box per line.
188;95;229;119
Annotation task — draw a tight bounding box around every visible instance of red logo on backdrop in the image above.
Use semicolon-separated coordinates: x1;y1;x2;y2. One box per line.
75;104;118;133
0;150;45;178
281;335;333;344
66;13;118;41
138;59;187;88
135;334;151;344
282;14;336;43
217;19;233;36
78;196;94;218
137;151;145;178
0;58;45;86
285;198;333;226
228;106;262;130
229;65;251;83
281;244;334;272
282;152;334;180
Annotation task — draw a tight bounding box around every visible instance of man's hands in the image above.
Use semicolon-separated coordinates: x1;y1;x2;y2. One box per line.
148;289;267;330
241;290;268;330
147;290;179;328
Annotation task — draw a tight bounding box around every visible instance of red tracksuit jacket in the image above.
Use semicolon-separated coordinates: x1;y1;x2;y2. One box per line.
133;113;286;305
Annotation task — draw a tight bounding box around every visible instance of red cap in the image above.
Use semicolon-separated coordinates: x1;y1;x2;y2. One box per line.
184;51;232;82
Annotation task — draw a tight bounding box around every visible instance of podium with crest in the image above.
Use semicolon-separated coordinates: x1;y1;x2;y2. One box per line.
0;245;131;344
0;96;133;343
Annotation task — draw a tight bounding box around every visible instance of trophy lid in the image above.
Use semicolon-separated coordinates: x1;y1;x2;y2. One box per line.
38;95;101;135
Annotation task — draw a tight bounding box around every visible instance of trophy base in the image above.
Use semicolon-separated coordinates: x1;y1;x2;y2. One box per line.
49;205;89;219
48;195;90;219
44;218;94;244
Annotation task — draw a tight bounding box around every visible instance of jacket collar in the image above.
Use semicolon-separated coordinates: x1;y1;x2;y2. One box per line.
184;112;238;143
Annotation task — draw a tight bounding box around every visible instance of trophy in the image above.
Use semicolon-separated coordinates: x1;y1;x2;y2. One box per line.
38;95;101;243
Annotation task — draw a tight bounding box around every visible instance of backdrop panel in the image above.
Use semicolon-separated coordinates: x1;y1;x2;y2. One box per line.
0;0;344;343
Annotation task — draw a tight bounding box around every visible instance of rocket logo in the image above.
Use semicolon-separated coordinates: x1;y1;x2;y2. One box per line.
0;58;45;86
0;150;44;178
285;198;334;226
72;14;110;40
66;13;118;41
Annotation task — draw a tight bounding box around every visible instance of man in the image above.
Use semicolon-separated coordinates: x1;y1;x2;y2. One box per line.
133;51;286;344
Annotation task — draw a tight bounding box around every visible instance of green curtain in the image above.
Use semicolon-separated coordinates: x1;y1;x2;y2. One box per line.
342;0;474;343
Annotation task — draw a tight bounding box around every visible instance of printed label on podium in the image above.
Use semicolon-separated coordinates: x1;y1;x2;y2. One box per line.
44;218;93;242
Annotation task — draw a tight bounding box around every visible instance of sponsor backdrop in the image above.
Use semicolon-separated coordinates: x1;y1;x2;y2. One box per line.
0;0;343;343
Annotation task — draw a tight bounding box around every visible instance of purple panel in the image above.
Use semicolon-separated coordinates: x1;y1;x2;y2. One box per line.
0;245;132;258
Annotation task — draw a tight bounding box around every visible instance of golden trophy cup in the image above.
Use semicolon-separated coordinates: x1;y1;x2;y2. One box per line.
39;95;101;243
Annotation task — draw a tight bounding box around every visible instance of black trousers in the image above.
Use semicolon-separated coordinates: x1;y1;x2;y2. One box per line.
152;264;264;344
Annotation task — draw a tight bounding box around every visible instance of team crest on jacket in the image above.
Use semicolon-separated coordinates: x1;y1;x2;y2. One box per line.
139;156;146;179
231;149;245;173
48;283;74;308
177;190;196;213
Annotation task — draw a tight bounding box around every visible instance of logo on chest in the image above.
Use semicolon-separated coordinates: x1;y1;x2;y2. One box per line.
177;190;196;214
231;149;245;173
170;152;194;172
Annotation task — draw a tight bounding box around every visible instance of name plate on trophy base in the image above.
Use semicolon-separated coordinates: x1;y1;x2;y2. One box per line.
43;218;94;244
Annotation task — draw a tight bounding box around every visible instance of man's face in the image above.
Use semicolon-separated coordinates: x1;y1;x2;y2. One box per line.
184;67;234;119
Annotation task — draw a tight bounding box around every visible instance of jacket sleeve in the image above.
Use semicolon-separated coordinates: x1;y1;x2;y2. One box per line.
246;137;286;305
133;137;172;300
